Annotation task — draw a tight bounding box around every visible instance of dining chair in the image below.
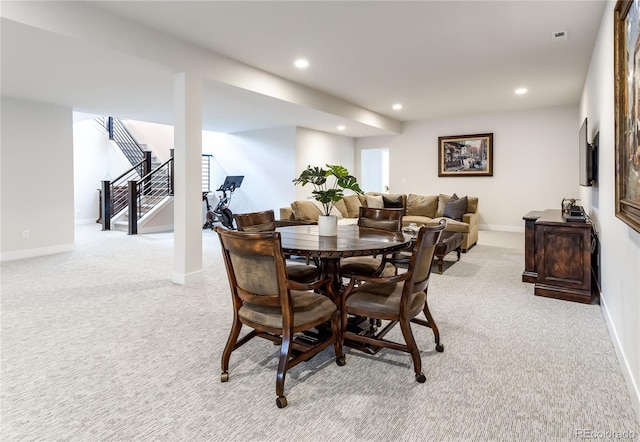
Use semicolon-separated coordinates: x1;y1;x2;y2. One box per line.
216;227;344;408
340;221;446;383
339;206;404;279
234;210;321;284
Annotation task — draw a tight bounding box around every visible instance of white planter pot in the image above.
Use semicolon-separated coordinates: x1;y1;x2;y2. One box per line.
318;215;338;236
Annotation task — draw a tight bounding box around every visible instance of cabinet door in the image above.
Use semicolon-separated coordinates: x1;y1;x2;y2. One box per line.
535;223;592;302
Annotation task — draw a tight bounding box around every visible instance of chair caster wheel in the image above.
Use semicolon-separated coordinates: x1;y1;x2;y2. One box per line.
336;355;346;366
276;396;288;408
435;343;444;352
221;372;229;382
415;373;426;383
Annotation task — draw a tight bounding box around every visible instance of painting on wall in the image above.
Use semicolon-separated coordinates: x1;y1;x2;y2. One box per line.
614;0;640;233
438;133;493;177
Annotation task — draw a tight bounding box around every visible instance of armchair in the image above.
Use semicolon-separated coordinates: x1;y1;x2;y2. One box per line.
216;227;344;408
340;222;445;382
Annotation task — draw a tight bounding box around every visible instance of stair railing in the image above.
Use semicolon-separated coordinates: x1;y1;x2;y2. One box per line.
127;155;174;234
101;152;151;231
99;116;146;168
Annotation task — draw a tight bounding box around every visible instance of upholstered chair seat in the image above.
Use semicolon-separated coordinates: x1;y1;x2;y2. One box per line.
346;282;426;318
239;290;337;329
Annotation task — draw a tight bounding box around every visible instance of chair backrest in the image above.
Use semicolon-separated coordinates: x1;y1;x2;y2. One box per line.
357;206;403;232
234;210;277;232
216;227;290;310
405;222;446;293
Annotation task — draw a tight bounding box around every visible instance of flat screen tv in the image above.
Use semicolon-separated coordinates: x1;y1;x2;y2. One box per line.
579;118;595;187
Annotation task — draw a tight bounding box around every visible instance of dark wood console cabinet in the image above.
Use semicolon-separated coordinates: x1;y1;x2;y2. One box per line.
523;209;598;304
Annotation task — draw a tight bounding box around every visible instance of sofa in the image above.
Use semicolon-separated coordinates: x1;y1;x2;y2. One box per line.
280;192;479;251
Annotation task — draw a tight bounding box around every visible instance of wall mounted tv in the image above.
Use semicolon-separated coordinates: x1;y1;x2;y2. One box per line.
579;118;597;187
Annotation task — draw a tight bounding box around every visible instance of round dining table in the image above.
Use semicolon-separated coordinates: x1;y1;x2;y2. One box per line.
277;224;412;292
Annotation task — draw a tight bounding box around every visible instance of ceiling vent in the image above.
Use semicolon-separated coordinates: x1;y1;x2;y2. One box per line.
552;31;568;42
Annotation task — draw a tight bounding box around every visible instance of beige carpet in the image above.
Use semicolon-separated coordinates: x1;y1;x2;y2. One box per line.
1;225;638;441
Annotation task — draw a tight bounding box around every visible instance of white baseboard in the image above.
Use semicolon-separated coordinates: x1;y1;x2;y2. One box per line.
1;243;74;262
600;293;640;423
479;224;524;233
172;269;204;285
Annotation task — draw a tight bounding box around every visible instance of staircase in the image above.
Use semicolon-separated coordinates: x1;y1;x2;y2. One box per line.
97;116;174;234
96;117;214;234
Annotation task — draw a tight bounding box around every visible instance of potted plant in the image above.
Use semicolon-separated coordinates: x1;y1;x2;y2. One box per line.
293;164;363;236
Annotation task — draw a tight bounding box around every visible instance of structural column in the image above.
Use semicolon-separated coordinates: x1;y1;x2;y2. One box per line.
173;71;203;285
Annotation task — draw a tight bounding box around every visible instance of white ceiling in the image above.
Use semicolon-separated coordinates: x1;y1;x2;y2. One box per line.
1;1;606;137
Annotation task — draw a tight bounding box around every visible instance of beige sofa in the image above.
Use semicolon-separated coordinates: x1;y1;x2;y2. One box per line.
280;192;479;251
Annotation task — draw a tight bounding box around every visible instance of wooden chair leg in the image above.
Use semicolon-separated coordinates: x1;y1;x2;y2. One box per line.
399;316;425;383
331;311;346;366
275;329;292;408
422;299;444;352
221;318;243;381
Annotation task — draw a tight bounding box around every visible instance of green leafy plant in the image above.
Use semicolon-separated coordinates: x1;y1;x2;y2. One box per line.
292;164;363;216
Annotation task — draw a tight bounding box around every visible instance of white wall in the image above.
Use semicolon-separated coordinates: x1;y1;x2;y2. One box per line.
73;114;131;224
358;105;579;231
295;127;356;201
203;126;297;216
580;1;640;420
123;119;174;163
1;97;75;260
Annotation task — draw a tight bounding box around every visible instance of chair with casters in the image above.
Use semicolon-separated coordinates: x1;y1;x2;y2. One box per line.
233;210;320;284
339;206;404;279
340;221;446;383
216;227;345;408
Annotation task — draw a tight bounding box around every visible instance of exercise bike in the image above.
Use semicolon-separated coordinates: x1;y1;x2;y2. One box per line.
202;176;244;230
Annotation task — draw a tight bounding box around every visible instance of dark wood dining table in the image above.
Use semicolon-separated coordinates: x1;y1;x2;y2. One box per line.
277;224;412;292
277;224;413;354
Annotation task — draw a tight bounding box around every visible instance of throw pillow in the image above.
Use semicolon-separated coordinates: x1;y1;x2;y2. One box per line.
291;200;322;221
436;193;452;217
382;195;403;208
343;194;363;218
443;195;468;221
365;194;384;208
334;199;349;218
406;194;438;217
311;200;343;218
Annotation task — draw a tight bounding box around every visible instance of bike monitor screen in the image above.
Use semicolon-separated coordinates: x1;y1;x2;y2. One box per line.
221;175;244;190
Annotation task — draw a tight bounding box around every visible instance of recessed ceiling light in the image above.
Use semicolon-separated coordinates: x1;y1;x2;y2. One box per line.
294;58;309;69
515;88;528;95
392;103;403;110
337;125;346;131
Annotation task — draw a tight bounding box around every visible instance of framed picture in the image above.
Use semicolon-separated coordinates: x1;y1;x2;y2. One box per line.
614;0;640;233
438;133;493;177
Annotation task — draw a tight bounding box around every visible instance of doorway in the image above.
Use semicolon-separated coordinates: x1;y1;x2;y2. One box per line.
361;148;389;193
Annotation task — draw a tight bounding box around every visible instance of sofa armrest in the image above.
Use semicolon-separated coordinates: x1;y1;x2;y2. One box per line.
462;211;478;226
461;211;479;251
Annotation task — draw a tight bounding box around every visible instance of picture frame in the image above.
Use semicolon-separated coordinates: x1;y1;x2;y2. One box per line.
438;133;493;177
614;0;640;233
